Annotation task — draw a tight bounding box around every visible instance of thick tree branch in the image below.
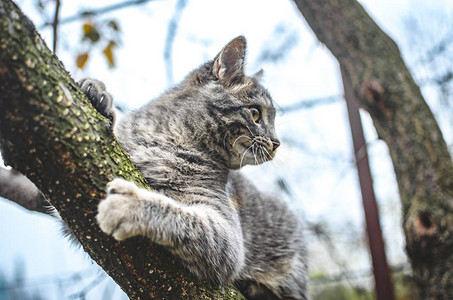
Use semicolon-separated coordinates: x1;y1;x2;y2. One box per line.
293;0;453;298
0;1;243;299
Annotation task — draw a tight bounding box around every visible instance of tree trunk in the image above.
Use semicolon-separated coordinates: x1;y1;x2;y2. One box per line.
293;0;453;298
0;1;244;299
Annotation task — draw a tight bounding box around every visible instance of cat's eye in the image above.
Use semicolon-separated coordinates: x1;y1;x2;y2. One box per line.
250;108;260;123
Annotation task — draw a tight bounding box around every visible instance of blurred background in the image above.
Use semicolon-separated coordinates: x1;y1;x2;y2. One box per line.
1;0;452;299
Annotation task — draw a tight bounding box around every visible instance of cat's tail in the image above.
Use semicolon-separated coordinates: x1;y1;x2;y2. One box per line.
0;167;83;247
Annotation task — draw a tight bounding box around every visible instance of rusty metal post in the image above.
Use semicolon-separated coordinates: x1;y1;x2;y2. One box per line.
341;68;396;300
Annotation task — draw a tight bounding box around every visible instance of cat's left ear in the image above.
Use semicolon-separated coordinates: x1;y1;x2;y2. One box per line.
213;36;247;87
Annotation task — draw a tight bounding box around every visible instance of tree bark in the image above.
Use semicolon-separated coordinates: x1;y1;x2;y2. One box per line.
0;1;244;299
293;0;453;298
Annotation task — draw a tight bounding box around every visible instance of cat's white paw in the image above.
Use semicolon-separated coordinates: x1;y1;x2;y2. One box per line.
106;178;140;196
96;178;142;241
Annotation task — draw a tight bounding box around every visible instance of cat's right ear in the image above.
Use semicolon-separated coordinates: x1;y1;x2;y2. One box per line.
213;36;247;87
252;69;264;81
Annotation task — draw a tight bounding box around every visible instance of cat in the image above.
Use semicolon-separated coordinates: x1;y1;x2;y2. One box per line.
79;36;308;299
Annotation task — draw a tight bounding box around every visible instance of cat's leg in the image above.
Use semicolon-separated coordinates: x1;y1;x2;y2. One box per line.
78;78;116;126
235;280;280;300
96;178;245;284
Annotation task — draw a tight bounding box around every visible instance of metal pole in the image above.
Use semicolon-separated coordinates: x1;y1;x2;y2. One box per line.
341;68;395;300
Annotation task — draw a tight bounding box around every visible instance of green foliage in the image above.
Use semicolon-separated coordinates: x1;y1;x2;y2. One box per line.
393;271;417;300
312;284;373;300
311;269;417;300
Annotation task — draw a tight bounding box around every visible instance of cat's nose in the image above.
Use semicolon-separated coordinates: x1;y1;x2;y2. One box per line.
272;139;280;151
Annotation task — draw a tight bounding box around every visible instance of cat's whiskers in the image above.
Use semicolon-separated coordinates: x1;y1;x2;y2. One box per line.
262;147;273;161
276;120;293;127
256;146;261;164
264;147;271;163
252;144;259;165
245;125;254;137
232;135;252;148
240;142;256;168
259;146;268;163
257;146;264;164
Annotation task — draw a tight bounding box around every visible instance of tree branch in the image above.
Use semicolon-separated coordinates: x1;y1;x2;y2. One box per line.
163;0;188;85
52;0;61;53
278;95;341;113
0;1;243;299
293;0;453;298
40;0;156;29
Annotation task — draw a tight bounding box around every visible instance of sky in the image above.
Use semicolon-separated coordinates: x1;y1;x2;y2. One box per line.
1;0;452;298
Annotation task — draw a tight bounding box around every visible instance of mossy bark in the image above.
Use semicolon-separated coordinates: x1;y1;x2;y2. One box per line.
293;0;453;298
0;1;244;299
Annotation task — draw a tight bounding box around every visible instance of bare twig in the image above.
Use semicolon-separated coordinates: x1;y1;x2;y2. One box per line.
415;29;453;66
52;0;61;53
69;272;107;299
164;0;188;85
255;26;299;65
278;95;341;113
40;0;156;29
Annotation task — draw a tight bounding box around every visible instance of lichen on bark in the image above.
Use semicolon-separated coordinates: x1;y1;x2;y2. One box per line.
0;1;244;299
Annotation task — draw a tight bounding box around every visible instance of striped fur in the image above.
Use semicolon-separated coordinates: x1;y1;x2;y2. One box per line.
88;36;308;299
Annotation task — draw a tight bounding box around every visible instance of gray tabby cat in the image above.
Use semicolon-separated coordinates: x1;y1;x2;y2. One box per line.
79;36;308;299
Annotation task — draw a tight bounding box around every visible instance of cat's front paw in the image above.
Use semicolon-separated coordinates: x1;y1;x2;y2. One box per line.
96;178;142;241
106;178;141;196
78;78;116;126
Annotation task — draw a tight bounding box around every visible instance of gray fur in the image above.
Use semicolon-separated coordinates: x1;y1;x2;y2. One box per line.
82;36;308;299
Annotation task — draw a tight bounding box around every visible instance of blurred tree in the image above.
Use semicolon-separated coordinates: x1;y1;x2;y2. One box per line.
293;0;453;298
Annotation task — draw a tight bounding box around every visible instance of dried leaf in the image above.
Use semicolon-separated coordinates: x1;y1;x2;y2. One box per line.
108;20;120;32
82;23;93;34
103;41;116;68
76;53;89;69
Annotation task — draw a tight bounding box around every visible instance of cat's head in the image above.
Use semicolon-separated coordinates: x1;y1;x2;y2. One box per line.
185;36;280;169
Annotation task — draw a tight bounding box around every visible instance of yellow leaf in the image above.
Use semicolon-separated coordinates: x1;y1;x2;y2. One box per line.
103;41;116;68
76;53;89;69
82;23;100;43
83;23;94;34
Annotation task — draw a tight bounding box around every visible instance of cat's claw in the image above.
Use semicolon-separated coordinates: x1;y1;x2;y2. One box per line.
97;178;142;241
78;78;116;126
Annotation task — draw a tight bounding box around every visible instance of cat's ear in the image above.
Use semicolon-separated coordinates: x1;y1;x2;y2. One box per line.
252;69;264;81
213;36;247;86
